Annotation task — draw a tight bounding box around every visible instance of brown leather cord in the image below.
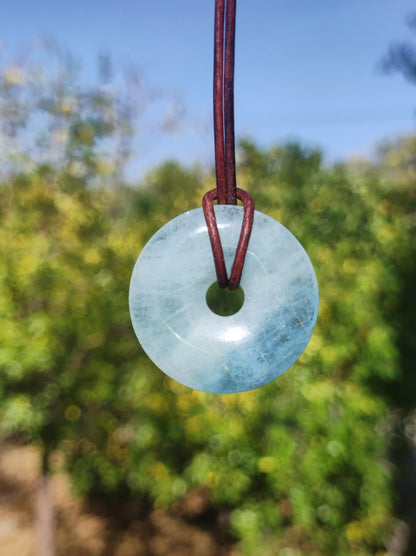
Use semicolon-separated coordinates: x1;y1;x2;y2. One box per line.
213;0;226;204
203;0;254;290
203;188;254;291
223;0;237;205
203;189;228;288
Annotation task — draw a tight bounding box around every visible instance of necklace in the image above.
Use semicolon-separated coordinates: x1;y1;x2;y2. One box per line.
129;0;319;393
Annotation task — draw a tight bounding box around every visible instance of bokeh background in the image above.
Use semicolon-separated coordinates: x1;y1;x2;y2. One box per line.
1;1;416;555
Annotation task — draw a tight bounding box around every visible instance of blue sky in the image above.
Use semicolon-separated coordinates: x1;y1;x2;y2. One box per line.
1;0;416;178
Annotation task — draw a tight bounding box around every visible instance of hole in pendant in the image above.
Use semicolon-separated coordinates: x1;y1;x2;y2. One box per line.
206;282;245;316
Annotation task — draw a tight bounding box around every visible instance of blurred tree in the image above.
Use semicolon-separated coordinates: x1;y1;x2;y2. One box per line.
0;41;142;184
0;42;205;550
2;40;416;556
381;14;416;84
372;136;416;552
0;43;146;555
381;19;416;548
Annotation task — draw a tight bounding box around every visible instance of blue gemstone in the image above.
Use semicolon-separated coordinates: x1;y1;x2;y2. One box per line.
129;206;319;393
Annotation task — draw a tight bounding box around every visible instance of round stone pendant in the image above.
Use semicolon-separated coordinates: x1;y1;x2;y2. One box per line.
129;206;319;394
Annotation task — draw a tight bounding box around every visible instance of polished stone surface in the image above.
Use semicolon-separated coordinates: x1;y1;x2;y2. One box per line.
129;206;319;393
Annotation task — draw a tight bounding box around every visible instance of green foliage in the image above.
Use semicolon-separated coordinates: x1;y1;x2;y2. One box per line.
1;46;416;555
0;46;140;461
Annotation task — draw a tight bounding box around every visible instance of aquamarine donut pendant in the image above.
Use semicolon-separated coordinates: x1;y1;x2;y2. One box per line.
129;205;319;394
